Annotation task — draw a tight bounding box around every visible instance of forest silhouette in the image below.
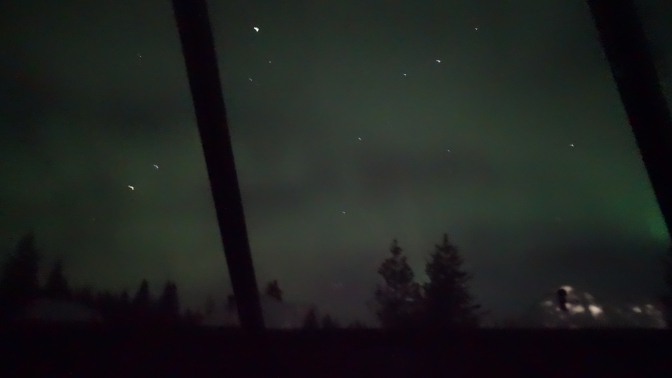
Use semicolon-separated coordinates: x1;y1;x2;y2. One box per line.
1;230;670;329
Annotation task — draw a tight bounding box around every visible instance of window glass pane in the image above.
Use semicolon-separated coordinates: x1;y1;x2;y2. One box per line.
210;0;669;328
0;1;237;326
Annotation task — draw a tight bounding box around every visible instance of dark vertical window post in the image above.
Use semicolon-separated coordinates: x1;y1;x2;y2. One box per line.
587;0;672;238
171;0;265;331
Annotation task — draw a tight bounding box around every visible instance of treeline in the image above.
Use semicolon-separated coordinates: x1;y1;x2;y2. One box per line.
7;229;668;328
225;279;364;329
0;230;484;328
0;232;202;326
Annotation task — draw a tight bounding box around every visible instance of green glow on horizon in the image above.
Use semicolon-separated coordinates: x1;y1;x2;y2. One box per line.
646;207;671;244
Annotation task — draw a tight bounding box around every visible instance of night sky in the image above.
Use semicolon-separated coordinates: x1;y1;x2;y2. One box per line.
1;0;671;324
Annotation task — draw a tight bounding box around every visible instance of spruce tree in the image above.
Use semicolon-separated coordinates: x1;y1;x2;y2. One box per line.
73;286;95;308
302;306;319;329
44;259;70;300
117;290;131;323
95;290;118;321
347;320;367;329
265;280;283;301
131;279;152;322
422;233;481;328
119;290;130;306
158;280;180;320
374;239;423;328
205;294;216;316
132;279;151;308
321;313;340;329
0;232;41;316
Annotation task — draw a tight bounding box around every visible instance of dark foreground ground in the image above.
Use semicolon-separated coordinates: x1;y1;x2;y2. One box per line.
1;326;671;377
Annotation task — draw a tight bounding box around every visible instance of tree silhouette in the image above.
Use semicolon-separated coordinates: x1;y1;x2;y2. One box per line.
119;290;130;306
132;279;151;308
73;286;95;308
302;306;319;329
347;320;367;329
205;294;216;316
0;232;41;317
44;259;70;300
95;290;120;322
422;233;481;328
158;280;180;321
321;313;340;329
131;279;152;321
265;279;283;301
374;239;423;328
183;308;203;326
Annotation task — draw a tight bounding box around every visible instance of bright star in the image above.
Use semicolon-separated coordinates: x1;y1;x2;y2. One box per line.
153;165;159;169
128;185;135;190
253;27;259;32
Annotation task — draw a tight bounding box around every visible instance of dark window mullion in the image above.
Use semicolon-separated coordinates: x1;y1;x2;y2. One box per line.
587;0;672;239
171;0;265;331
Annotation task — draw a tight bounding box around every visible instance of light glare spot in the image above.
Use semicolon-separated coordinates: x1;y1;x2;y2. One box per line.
436;59;441;63
588;305;603;317
128;185;134;190
569;305;585;314
253;27;259;32
153;165;159;169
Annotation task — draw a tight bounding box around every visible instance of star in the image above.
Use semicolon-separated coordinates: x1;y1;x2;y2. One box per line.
153;164;159;169
358;137;361;140
253;27;259;32
249;78;253;82
128;185;135;190
342;211;346;214
436;59;441;63
403;73;407;76
569;143;574;147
